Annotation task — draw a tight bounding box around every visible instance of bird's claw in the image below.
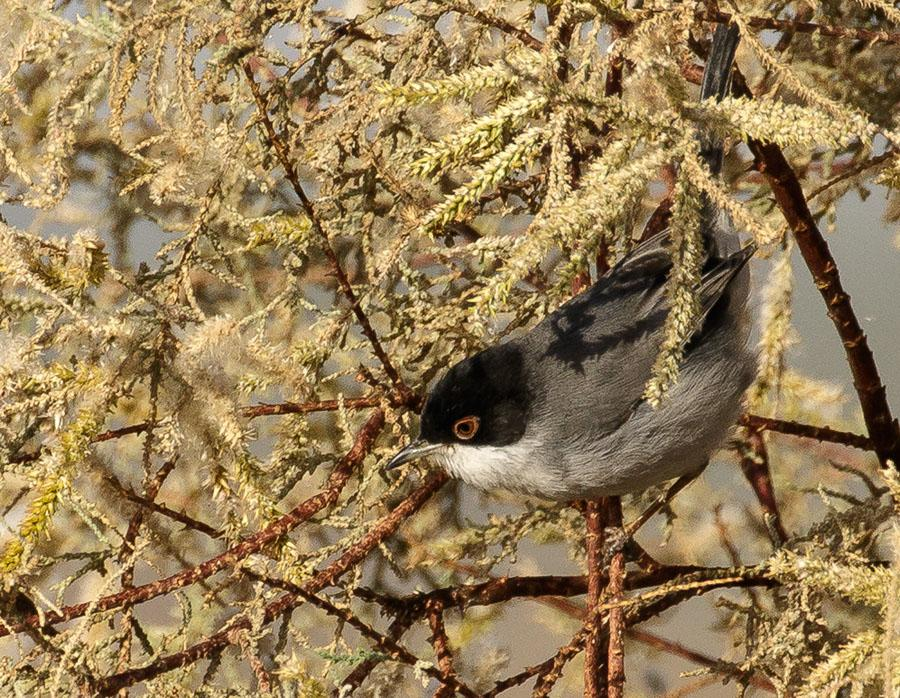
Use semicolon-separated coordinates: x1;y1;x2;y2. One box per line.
600;526;629;568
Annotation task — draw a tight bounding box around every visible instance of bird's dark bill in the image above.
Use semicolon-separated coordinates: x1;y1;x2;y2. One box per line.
386;439;442;469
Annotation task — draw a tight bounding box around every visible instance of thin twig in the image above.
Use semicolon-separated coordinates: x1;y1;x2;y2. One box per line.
446;1;543;51
628;628;775;692
3;409;386;638
242;395;383;417
739;427;788;545
806;149;895;202
706;9;900;45
336;615;414;695
92;470;449;694
103;474;224;539
243;61;416;407
741;414;873;451
9;396;386;465
712;505;762;608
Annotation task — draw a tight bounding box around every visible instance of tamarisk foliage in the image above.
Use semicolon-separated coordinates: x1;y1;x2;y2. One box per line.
0;0;898;695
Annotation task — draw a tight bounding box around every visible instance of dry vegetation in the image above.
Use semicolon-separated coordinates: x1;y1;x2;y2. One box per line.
0;0;899;696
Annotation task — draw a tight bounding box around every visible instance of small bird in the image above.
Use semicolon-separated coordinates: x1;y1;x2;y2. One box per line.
387;25;756;502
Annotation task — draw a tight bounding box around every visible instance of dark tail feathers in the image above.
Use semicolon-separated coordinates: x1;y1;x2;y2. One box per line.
698;23;740;176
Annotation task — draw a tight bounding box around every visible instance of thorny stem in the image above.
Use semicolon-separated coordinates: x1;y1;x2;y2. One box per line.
425;599;458;698
534;629;592;697
731;70;900;468
740;428;789;546
243;61;417;408
484;628;588;697
740;414;873;451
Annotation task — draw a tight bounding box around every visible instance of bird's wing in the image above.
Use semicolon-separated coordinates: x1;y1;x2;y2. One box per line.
524;235;754;435
520;24;749;437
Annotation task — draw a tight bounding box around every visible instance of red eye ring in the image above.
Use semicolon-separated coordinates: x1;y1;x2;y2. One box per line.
452;416;480;441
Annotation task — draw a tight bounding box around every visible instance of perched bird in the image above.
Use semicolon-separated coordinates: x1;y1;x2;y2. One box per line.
388;25;756;502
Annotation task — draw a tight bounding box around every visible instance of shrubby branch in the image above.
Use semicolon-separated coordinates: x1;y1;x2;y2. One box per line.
0;1;898;695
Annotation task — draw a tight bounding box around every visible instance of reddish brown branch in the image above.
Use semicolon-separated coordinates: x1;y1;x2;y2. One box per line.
534;628;591;697
3;409;386;638
93;469;448;694
707;9;900;45
604;498;626;698
357;564;762;620
627;628;775;692
93;422;152;444
249;572;478;697
739;428;788;545
425;599;457;698
731;72;900;468
243;62;416;407
242;395;383;417
104;474;223;539
740;414;874;451
484;627;587;697
353;564;778;696
583;500;607;697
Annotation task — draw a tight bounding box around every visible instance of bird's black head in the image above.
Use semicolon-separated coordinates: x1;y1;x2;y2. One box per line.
419;343;529;447
386;343;530;471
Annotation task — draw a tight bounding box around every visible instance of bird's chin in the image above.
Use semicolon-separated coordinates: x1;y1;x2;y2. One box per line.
433;441;546;496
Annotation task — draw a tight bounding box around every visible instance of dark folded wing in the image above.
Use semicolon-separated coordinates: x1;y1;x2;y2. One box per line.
523;234;754;434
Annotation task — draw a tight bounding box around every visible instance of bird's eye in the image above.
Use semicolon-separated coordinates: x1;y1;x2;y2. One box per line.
452;416;480;441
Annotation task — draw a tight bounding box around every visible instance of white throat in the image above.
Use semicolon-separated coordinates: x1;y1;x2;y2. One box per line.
432;438;565;499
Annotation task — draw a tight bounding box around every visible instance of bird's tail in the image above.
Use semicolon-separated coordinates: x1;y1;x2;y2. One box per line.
698;23;740;176
697;23;741;256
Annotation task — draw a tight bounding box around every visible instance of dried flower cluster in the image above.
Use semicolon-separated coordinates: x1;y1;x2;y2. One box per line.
0;0;898;696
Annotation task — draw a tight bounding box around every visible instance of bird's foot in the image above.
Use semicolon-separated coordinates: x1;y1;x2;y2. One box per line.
600;525;629;568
